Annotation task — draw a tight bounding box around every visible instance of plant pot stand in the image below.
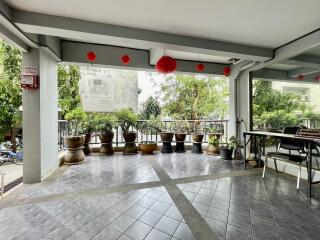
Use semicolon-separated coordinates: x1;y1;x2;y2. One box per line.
124;142;137;155
175;141;186;153
161;141;173;153
83;143;91;155
64;147;85;165
192;142;203;154
100;143;114;155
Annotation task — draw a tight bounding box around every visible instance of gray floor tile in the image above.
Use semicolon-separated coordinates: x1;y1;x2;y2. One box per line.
145;228;171;240
125;204;147;219
91;225;122;240
173;223;196;240
150;201;171;215
139;209;162;227
164;206;183;221
109;214;135;232
155;216;180;236
124;221;152;240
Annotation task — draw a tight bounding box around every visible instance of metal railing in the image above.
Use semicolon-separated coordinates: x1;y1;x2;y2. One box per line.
58;119;229;150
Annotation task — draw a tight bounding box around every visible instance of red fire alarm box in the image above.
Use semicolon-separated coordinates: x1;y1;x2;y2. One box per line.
21;67;39;89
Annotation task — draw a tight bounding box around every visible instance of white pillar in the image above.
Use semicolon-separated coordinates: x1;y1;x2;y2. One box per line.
228;69;251;139
22;48;58;183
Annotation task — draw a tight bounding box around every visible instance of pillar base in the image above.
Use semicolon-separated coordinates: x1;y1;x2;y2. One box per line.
161;141;173;153
100;143;114;155
124;142;137;155
192;142;203;154
175;141;186;153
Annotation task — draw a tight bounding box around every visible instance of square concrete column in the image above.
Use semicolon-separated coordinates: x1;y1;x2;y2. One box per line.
228;69;251;139
22;48;58;183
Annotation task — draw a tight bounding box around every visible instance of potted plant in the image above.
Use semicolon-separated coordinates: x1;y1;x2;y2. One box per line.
219;136;241;160
64;107;86;164
116;108;138;154
95;113;116;155
206;135;220;155
208;126;222;141
173;120;190;153
81;113;95;155
192;120;204;153
137;117;159;154
153;117;174;153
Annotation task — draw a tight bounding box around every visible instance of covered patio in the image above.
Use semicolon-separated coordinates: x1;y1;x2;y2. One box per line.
1;0;320;240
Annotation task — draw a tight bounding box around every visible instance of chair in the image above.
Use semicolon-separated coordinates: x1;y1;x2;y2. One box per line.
262;126;306;190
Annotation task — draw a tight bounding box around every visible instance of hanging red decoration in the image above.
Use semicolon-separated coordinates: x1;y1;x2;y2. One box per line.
86;51;96;62
297;75;304;80
223;66;231;76
155;56;177;73
314;75;320;81
196;63;205;72
121;54;131;65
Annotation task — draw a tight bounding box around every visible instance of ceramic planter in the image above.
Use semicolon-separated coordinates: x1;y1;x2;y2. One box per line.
139;141;157;154
123;131;137;155
99;132;114;155
64;135;85;165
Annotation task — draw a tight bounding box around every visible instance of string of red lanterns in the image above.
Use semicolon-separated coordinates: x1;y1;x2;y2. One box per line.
223;67;231;77
121;54;131;65
196;63;205;72
86;51;96;62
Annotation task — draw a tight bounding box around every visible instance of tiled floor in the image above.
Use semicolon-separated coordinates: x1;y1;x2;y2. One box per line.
0;152;320;240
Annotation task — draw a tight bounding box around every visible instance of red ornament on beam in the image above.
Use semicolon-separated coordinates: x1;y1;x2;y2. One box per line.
86;51;96;62
223;67;231;76
121;54;131;65
297;75;304;80
196;63;205;72
314;75;320;82
155;56;177;74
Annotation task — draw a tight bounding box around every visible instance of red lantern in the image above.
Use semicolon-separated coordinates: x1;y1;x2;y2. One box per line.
196;63;205;72
86;51;96;62
156;56;177;73
223;67;231;76
121;54;131;65
297;75;304;80
314;75;320;81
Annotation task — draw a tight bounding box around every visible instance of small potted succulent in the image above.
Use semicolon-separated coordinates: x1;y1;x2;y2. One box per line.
95;113;116;155
81;113;96;155
192;120;204;153
137;116;159;154
64;107;86;164
173;120;190;153
116;108;138;154
219;136;241;160
206;135;220;155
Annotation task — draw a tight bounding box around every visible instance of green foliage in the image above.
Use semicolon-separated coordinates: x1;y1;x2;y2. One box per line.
138;115;162;135
81;113;97;133
0;41;22;142
58;65;81;115
115;108;138;133
159;75;228;119
208;136;219;146
173;120;191;134
139;96;161;120
253;80;309;129
93;113;116;133
220;136;241;150
65;107;86;136
192;120;203;133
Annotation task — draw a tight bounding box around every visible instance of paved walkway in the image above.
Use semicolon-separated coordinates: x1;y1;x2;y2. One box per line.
0;152;319;240
0;163;23;186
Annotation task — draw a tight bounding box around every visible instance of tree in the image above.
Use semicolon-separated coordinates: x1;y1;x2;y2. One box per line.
0;41;22;146
139;96;161;120
58;65;81;115
159;74;228;119
253;80;309;129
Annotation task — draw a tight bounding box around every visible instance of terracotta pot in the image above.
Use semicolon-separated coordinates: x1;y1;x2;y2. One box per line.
123;131;136;142
64;135;85;165
64;135;85;148
175;133;186;142
160;132;174;142
99;132;114;143
99;132;114;155
192;133;204;143
139;141;157;154
208;133;222;140
206;144;220;155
